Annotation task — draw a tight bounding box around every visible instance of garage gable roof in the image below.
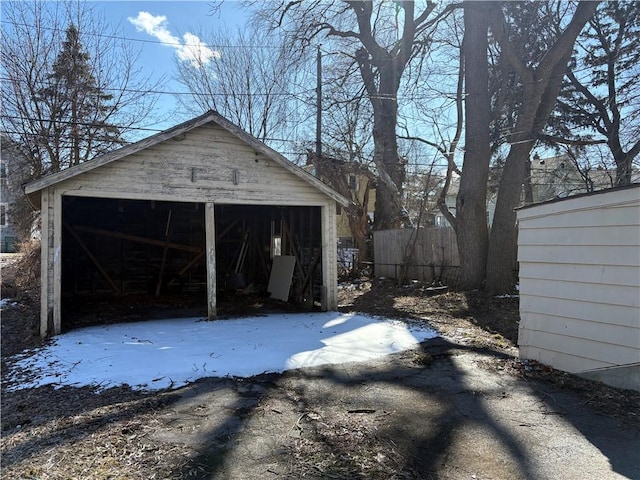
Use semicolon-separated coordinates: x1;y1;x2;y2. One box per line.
24;110;350;207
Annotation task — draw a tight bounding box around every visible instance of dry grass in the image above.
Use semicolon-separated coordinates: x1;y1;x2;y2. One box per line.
1;388;194;480
285;410;420;479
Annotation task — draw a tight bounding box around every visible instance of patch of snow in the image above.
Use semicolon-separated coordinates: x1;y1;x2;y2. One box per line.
0;298;20;308
6;312;438;392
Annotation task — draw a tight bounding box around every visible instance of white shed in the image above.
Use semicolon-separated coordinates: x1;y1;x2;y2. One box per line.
25;111;350;337
517;184;640;391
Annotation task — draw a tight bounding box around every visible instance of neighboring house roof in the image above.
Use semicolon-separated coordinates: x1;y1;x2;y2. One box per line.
24;110;351;208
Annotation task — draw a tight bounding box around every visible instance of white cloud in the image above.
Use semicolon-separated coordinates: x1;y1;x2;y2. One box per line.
128;11;220;68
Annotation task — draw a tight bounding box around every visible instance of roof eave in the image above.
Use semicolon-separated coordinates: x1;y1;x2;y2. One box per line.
23;110;351;207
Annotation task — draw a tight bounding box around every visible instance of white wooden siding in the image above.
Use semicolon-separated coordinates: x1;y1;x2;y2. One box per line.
321;203;338;310
517;185;640;390
39;188;52;337
54;124;330;206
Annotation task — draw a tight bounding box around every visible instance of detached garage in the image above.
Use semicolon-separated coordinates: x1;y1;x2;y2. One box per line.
25;111;349;337
517;184;640;391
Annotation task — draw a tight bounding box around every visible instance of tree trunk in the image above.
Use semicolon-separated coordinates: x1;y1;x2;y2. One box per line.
485;141;531;293
455;2;491;290
370;63;404;231
346;204;371;264
347;181;372;264
615;157;632;186
485;1;598;294
611;136;633;186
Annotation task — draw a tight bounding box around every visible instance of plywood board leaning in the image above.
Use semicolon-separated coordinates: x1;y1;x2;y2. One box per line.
268;255;296;302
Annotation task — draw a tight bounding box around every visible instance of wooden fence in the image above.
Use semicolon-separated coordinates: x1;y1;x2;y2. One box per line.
373;227;460;283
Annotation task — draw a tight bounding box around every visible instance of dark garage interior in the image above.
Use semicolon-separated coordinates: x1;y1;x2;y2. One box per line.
61;196;324;329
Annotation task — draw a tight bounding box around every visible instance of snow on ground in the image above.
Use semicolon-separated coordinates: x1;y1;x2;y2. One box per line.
6;312;438;392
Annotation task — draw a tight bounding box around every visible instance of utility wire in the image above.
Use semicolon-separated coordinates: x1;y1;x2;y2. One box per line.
0;19;282;50
1;20;602;79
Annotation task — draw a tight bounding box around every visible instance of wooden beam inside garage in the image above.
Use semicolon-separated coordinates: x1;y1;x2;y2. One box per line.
71;224;202;253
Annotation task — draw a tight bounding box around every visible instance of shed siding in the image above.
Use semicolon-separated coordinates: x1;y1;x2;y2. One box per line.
519;296;639;329
518;263;638;288
517;185;640;391
53;124;330;206
519;277;638;308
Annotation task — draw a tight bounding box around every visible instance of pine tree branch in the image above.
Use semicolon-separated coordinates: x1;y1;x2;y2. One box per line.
538;134;608;147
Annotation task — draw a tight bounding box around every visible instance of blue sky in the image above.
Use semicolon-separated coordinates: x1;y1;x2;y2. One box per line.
95;1;248;131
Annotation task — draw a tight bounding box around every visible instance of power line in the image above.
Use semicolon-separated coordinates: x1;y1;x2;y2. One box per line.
0;76;316;99
1;115;316;148
2;114;164;133
2;19;602;82
0;19;283;50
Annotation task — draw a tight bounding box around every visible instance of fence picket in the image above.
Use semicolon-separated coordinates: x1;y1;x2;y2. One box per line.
373;227;459;283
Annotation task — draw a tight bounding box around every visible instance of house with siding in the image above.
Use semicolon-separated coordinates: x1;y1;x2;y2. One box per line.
303;154;375;248
0;136;28;252
517;184;640;391
432;176;497;228
527;154;615;202
433;154;618;229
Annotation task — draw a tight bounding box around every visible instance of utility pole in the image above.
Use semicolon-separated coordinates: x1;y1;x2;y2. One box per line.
315;45;322;162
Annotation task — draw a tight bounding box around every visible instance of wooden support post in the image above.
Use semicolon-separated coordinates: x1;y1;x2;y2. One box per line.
40;189;51;337
205;202;217;320
321;203;338;310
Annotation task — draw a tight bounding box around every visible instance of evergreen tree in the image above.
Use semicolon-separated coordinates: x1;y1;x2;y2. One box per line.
553;2;640;185
37;24;121;171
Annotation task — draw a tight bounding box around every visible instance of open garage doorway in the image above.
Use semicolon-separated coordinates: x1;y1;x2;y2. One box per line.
61;197;323;330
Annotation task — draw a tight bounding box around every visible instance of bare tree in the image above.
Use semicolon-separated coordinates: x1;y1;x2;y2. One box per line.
175;25;298;145
255;0;454;230
403;2;492;290
1;1;162;177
